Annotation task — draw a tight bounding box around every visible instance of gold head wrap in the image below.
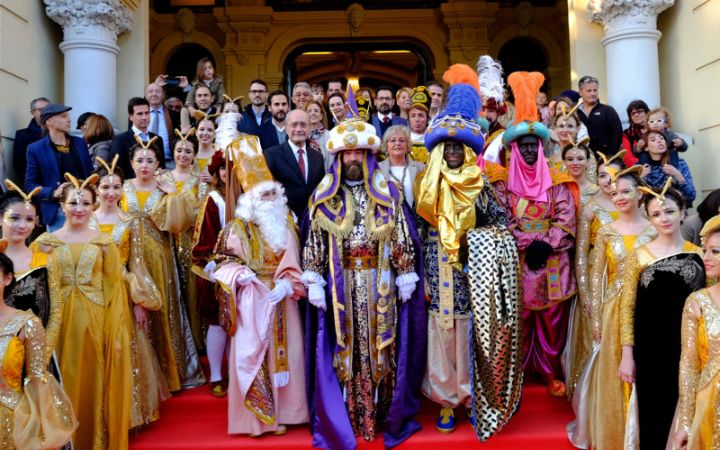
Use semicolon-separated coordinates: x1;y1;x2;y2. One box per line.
133;134;160;158
416;143;485;268
64;173;99;203
4;180;42;208
700;214;720;243
96;155;120;184
638;177;674;206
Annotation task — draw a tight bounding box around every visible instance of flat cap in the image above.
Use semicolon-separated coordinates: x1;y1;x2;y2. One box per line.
41;104;72;124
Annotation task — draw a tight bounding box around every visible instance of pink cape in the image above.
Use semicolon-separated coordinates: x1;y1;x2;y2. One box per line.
507;141;553;203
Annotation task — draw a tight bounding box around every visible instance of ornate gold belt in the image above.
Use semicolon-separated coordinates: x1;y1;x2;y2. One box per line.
521;219;550;232
343;255;378;270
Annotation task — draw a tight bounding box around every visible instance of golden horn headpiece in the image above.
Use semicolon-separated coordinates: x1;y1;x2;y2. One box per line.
174;127;196;142
133;134;159;157
638;177;674;206
95;155;120;184
597;149;626;167
64;173;99;203
193;110;219;122
560;99;583;119
4;180;42;207
608;164;644;189
222;94;244;104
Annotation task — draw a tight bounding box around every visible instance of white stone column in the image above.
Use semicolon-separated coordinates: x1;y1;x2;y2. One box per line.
45;1;132;127
588;0;674;120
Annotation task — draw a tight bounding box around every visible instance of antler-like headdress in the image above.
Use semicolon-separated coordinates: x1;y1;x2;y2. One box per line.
133;134;159;157
638;177;674;206
4;180;42;208
96;155;120;184
64;173;99;203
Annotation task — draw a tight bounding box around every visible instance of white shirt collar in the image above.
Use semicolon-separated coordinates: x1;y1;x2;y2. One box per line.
288;140;305;152
378;112;393;121
131;125;148;136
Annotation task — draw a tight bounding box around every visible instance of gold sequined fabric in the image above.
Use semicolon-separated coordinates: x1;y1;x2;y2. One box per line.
678;289;720;448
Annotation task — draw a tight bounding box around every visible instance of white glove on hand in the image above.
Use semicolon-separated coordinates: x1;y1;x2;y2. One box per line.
266;278;293;306
203;261;217;282
307;283;326;311
398;282;416;303
235;270;256;287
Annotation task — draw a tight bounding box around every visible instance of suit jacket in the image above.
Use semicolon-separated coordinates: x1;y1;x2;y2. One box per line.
110;130;165;178
371;114;408;138
255;120;287;151
24;135;92;226
12;120;43;183
264;140;325;219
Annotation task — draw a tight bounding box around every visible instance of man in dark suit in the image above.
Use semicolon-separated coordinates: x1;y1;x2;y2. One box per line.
264;109;325;220
370;86;408;138
24;104;93;231
145;81;180;167
255;90;289;150
239;79;271;136
13;97;49;183
110;97;165;178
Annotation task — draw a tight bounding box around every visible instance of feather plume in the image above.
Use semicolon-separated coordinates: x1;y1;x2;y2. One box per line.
476;55;504;103
215;112;241;152
443;64;480;93
507;71;545;124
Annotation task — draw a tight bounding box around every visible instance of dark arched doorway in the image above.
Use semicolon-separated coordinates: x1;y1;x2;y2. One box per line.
164;43;216;101
282;41;434;95
498;37;550;94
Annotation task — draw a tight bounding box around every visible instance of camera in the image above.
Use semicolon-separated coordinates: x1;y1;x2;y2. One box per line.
165;77;181;87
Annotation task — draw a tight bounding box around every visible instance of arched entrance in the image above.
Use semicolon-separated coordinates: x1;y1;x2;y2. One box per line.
282;41;434;94
163;43;215;101
498;37;550;93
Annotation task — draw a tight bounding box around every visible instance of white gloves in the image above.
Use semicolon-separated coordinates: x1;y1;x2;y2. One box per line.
396;272;420;303
267;278;293;306
235;270;256;287
307;284;326;311
203;261;217;282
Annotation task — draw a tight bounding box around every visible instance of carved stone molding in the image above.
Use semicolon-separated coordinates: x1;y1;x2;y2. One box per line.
587;0;675;25
45;0;132;35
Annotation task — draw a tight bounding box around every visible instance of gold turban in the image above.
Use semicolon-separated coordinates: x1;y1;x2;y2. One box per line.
416;143;485;267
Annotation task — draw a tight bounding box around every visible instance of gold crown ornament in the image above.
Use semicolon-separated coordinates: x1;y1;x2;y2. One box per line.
225;134;273;192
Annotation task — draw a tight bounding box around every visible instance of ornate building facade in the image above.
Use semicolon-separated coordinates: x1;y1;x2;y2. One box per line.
0;0;718;193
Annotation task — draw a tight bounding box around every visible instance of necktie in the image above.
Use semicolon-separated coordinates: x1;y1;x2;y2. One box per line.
150;109;160;135
297;147;306;183
383;116;390;124
140;132;149;141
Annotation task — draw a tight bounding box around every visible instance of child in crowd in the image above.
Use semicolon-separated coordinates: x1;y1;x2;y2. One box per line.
537;90;550;125
185;57;226;113
311;83;325;102
636;107;687;166
640;129;696;204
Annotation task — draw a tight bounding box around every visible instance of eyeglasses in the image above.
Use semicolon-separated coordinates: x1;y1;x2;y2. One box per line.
648;119;666;125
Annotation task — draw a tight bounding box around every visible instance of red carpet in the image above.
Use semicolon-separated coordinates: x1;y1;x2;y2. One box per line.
129;382;575;449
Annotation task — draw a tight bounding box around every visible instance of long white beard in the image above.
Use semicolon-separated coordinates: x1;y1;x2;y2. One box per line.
253;198;289;253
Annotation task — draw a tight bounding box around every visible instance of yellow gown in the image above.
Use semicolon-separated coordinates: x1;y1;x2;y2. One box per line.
0;309;77;449
584;224;655;449
567;195;618;397
677;289;720;449
160;171;208;351
37;233;132;450
120;181;205;391
97;218;170;427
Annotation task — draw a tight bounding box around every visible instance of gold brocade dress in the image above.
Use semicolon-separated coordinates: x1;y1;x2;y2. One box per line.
37;233;133;450
120;182;205;391
161;171;208;351
97;219;171;427
0;309;76;450
582;225;655;450
677;289;720;450
0;242;50;327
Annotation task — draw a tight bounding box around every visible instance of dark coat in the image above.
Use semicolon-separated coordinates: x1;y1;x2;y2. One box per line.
109;130;165;179
12;119;43;183
577;102;623;157
370;114;408;138
238;104;272;137
24;136;92;226
264;140;325;219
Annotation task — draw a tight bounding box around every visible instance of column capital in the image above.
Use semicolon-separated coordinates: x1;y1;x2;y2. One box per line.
45;0;132;35
587;0;675;26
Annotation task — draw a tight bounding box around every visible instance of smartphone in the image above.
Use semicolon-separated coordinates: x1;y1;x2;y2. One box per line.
166;77;180;87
